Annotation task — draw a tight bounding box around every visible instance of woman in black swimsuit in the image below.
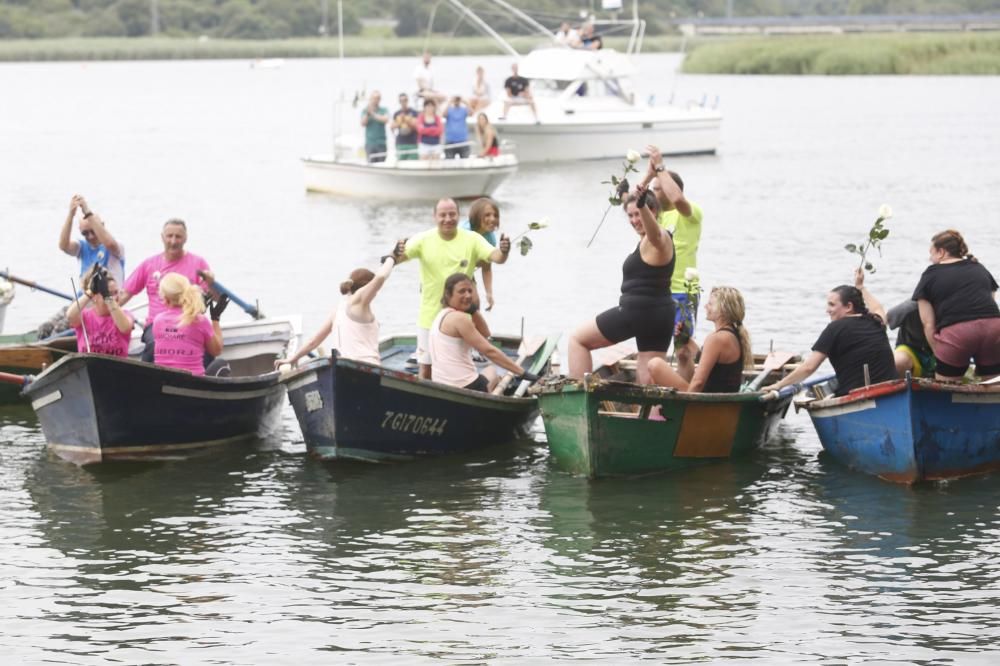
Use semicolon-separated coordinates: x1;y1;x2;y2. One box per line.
648;286;752;392
567;186;675;385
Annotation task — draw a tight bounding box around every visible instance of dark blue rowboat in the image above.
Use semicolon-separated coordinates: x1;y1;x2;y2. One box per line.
799;376;1000;483
22;354;286;465
282;334;558;462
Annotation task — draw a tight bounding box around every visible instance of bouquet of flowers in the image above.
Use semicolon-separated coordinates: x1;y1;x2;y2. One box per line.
674;267;702;346
845;204;892;273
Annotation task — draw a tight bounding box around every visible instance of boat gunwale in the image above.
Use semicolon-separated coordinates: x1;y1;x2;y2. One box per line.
799;376;1000;412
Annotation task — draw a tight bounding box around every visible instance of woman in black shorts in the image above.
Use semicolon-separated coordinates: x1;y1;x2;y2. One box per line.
568;187;675;384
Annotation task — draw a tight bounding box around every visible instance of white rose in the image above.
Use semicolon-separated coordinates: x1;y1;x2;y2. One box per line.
878;204;892;220
626;149;641;163
684;267;699;282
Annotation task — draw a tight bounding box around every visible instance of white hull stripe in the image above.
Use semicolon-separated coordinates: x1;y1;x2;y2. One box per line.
161;385;278;400
31;390;62;411
49;433;253;455
286;372;319;392
952;393;1000;404
812;399;878;418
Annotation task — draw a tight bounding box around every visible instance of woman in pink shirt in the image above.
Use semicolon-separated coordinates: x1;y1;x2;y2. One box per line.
152;273;226;376
66;266;134;357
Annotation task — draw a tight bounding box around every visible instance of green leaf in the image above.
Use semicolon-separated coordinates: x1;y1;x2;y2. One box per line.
609;196;620;205
865;261;874;272
610;175;619;185
518;237;533;256
844;243;857;253
878;229;890;240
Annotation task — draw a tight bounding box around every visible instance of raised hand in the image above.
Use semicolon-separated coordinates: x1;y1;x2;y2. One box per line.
499;234;511;255
392;238;407;260
209;294;230;321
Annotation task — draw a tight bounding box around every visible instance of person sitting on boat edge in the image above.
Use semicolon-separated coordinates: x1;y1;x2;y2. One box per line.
568;184;674;386
885;298;935;379
475;113;500;158
66;264;134;357
394;198;511;380
763;269;898;397
460;197;501;311
392;93;419;161
500;63;539;123
913;229;1000;382
361;91;390;164
118;218;213;362
648;286;752;393
444;96;471;159
643;145;703;383
416;99;444;160
152;273;227;377
469;65;491;114
275;256;397;368
413;51;446;106
429;273;535;392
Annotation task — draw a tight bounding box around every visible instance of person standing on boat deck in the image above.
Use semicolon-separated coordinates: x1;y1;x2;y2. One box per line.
66;264;133;357
460;197;501;311
413;51;445;106
475;113;500;157
392;93;419;161
361;91;390;164
429;273;532;392
642;145;703;382
393;198;511;380
648;286;753;393
500;63;539;122
152;273;226;377
444;96;471;159
119;219;213;363
763;269;898;397
469;66;491;113
913;229;1000;382
567;186;675;386
39;194;127;339
554;22;581;47
275;256;397;368
416;99;444;160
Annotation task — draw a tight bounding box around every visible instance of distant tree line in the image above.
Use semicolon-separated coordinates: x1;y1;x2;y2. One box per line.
1;0;997;40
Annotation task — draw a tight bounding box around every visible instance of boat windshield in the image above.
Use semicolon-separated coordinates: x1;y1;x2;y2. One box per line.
530;77;630;101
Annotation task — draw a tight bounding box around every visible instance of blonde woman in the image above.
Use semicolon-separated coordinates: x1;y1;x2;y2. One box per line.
276;256;396;368
648;286;753;393
153;272;227;375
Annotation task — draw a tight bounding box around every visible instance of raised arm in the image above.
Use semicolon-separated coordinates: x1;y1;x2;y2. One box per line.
59;195;81;256
353;256;396;309
637;188;672;257
455;315;524;376
79;197;122;259
645;146;692;218
488;234;511;264
854;268;887;324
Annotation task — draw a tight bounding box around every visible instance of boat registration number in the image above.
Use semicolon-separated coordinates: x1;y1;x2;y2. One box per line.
381;411;447;436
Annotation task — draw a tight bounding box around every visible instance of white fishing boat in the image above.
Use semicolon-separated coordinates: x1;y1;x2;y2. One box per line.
450;0;722;162
302;138;518;201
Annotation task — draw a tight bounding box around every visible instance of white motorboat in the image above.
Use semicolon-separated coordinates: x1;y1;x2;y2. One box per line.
452;0;722;162
302;138;518;201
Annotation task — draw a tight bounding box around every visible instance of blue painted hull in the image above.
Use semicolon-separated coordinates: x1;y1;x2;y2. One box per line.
284;356;539;462
803;378;1000;483
22;354;286;465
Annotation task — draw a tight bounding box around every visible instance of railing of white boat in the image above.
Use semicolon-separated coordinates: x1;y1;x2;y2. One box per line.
361;140;517;163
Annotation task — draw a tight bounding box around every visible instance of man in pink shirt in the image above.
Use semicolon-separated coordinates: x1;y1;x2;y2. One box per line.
119;219;214;362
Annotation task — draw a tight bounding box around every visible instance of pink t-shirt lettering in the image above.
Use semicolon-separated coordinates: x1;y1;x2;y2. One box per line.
153;308;215;376
74;308;134;357
124;252;211;323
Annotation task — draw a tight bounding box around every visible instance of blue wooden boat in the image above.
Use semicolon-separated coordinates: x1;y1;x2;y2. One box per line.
22;354;286;465
798;377;1000;483
282;334;558;462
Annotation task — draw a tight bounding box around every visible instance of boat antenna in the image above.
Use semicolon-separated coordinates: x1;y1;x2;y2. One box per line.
70;277;90;353
442;0;520;56
482;0;554;39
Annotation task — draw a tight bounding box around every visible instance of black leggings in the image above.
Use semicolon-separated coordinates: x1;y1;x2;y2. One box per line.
595;303;674;352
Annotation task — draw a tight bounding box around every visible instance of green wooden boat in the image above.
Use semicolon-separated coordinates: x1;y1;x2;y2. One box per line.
535;373;795;479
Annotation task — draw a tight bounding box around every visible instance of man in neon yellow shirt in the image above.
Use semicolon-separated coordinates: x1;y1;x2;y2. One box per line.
645;145;703;381
395;198;511;379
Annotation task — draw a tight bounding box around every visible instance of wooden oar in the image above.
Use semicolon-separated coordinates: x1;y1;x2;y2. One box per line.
0;270;73;301
744;349;796;393
198;271;264;320
492;334;545;395
0;371;32;387
513;334;561;397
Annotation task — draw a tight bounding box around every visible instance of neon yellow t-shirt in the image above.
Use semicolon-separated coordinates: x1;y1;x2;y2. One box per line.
405;228;496;328
658;201;703;293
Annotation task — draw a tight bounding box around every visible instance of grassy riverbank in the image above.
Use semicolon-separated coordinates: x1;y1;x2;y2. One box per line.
683;32;1000;75
0;34;686;62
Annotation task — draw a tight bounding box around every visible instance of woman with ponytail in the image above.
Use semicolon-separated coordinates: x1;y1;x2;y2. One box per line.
913;229;1000;381
648;286;753;393
764;269;897;397
275;256;396;368
153;272;225;376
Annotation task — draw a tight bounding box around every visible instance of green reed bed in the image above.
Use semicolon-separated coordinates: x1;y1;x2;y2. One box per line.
0;35;685;62
683;32;1000;75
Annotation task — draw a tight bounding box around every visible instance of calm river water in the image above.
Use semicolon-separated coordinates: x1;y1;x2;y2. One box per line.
1;54;999;663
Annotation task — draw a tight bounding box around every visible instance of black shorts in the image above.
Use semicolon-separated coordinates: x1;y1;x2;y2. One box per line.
595;303;674;352
464;374;490;392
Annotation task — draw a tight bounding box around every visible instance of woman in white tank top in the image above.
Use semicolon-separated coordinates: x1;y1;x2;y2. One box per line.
276;256;396;367
428;273;531;392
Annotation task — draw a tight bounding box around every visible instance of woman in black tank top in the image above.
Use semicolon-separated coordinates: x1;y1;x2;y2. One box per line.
567;174;675;385
648;286;752;393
